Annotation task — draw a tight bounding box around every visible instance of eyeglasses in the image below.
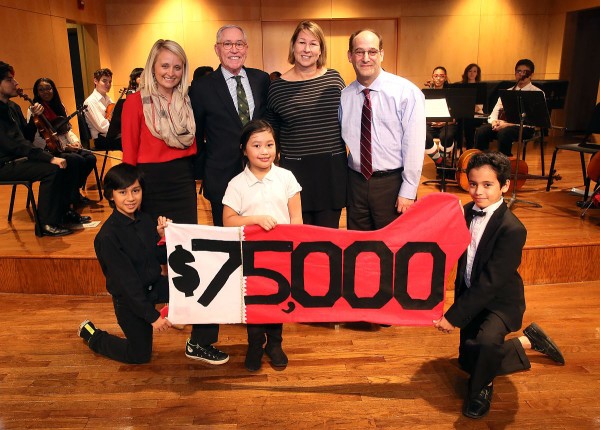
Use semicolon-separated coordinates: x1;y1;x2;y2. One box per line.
515;69;531;75
353;49;381;58
217;41;247;50
38;87;53;93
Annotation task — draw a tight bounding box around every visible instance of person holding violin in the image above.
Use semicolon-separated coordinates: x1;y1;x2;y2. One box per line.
84;68;120;150
424;66;456;168
28;77;96;207
0;61;74;236
474;59;543;156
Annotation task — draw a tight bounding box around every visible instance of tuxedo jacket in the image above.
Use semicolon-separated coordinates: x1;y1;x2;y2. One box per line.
189;65;270;203
444;201;527;332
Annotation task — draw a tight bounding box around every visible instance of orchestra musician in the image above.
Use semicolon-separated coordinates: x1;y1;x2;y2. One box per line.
474;59;543;156
28;77;97;207
0;61;86;236
84;68;121;150
424;66;456;168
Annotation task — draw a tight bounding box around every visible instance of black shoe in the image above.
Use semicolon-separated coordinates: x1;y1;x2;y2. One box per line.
265;343;288;368
245;344;264;372
523;322;565;365
63;210;91;224
463;384;493;419
185;340;229;365
78;319;96;343
76;195;92;207
41;224;72;237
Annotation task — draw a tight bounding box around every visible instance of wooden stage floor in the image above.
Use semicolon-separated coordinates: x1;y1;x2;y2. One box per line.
0;136;599;429
0;135;598;295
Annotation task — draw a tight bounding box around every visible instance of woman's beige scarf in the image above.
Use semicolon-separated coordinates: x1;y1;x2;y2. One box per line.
140;86;196;149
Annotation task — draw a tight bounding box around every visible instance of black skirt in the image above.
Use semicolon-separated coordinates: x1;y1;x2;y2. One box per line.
137;157;197;224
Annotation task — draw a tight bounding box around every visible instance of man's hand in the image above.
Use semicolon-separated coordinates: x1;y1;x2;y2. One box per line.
491;119;510;131
396;197;414;214
30;103;44;116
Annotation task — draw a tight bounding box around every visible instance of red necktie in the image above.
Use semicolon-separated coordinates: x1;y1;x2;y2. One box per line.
360;88;373;179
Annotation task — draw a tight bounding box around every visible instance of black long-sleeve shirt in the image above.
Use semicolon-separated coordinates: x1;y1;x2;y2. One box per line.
0;100;52;166
94;209;166;324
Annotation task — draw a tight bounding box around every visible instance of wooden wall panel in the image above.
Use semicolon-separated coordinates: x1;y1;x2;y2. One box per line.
105;0;184;25
261;0;332;21
549;0;600;14
398;15;480;87
477;14;549;81
184;20;265;76
104;23;184;94
480;0;550;15
50;0;107;24
0;0;49;14
545;13;566;80
182;0;261;21
332;0;402;18
400;0;481;17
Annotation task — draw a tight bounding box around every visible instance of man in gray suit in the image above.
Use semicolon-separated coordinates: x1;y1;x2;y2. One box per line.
189;24;270;226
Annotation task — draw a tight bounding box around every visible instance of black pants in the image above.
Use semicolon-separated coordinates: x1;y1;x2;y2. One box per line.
247;324;283;347
347;169;403;231
426;123;456;151
0;160;70;226
62;152;96;203
210;200;224;227
88;276;220;364
459;311;530;400
475;123;534;156
302;208;342;229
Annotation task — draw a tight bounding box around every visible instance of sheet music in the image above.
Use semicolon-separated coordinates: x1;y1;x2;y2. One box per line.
425;98;451;119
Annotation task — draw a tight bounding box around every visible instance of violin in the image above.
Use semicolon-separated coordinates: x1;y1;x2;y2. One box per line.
17;89;61;155
105;87;127;121
51;105;88;136
455;149;561;192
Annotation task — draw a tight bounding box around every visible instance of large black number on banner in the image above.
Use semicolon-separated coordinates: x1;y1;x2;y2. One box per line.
243;241;293;305
394;242;445;310
343;241;393;308
168;245;200;297
192;239;241;307
291;242;342;307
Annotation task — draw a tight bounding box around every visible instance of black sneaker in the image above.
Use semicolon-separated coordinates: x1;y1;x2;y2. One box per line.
185;340;229;365
78;320;96;343
523;322;565;365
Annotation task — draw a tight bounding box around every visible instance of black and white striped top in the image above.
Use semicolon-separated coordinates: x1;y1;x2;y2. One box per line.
266;69;346;158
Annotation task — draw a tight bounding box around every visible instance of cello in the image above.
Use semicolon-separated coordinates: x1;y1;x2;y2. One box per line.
17;89;61;155
455;149;561;192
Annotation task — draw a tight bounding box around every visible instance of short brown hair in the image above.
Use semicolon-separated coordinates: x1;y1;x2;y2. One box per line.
93;68;113;81
288;21;327;68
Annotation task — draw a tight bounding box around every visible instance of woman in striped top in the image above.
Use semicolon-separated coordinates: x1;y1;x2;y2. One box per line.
266;20;347;229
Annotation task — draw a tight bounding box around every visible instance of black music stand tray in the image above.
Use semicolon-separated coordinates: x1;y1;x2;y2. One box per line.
422;88;476;191
499;90;551;209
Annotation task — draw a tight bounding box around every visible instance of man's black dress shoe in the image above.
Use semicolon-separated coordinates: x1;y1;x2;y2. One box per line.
523;322;565;364
76;195;92;207
463;384;493;419
41;224;72;237
63;210;91;224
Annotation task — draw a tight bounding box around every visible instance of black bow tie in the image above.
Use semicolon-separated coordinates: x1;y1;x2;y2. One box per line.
471;209;486;217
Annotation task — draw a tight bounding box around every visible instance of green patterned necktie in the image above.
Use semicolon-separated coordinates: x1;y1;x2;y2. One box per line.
234;75;250;125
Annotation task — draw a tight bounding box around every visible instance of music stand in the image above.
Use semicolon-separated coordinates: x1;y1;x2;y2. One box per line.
422;89;453;191
105;98;124;148
499;90;551;209
423;88;477;191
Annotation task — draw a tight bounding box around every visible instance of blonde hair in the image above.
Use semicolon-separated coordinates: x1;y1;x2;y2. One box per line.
140;39;189;96
288;21;327;68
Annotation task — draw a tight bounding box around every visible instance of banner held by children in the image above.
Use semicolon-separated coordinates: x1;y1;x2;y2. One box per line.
165;193;470;325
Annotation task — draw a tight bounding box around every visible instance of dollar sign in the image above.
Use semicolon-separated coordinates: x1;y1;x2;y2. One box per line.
168;245;200;297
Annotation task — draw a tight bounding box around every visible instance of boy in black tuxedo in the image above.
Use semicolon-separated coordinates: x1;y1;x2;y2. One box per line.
433;152;565;419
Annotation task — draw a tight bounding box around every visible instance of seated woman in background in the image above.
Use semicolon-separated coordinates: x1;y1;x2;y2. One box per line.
127;67;144;94
459;63;484;149
424;66;456;167
29;77;97;209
